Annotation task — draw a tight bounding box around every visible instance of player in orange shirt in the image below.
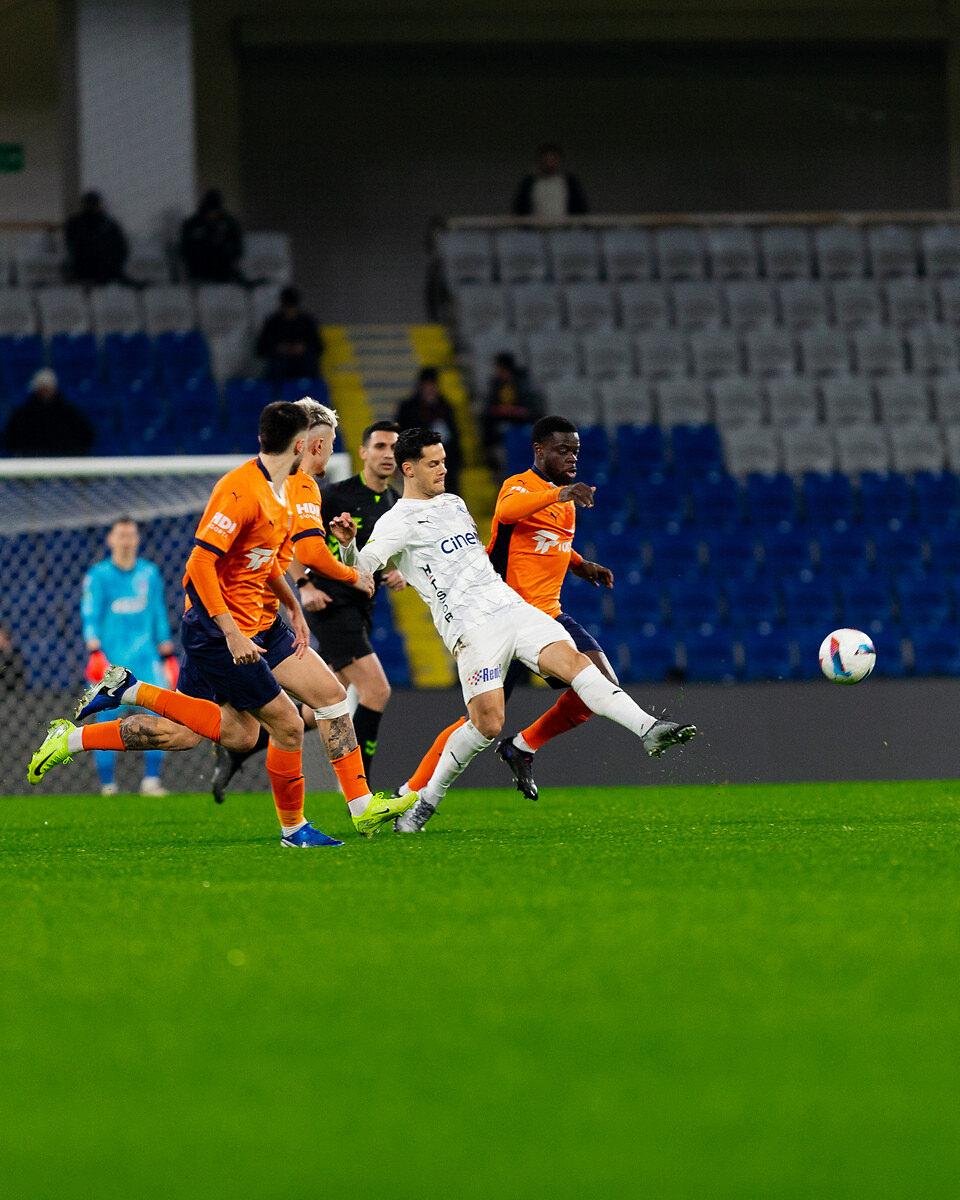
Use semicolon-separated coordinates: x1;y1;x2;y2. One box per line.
28;400;415;842
397;415;692;804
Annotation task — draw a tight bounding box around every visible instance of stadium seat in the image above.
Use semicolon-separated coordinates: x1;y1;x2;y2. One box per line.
9;229;63;287
544;377;598;424
926;528;960;573
206;327;251;383
564;283;616;332
598;379;654;429
548;229;600;282
872;529;926;578
561;578;609;629
682;629;737;682
0;288;36;338
240;231;293;285
800;472;854;529
35;286;90;336
906;325;957;375
654;227;706;280
0;333;44;398
781;425;836;475
195;284;250;338
511;283;561;333
495;229;548;283
635;330;687;378
249;283;282;334
278;377;328;404
103;332;153;387
706;226;758;279
888;424;945;475
832;280;881;329
814;224;866;278
656;379;710;427
852;326;905;375
821;376;875;426
437;229;494;286
766;377;819;427
618;282;671;332
89;284;142;337
456;284;509;338
703;529;760;578
666;580;722;626
885;278;934;327
526;331;578;380
723;281;776;330
672;282;723;330
142;284;196;335
711;377;765;428
781;578;837;629
503;425;532;476
816;528;870;576
689;473;743;532
725;578;781;630
600;228;654;282
743;328;796;376
689;330;740;378
866;224;918;278
723;426;780;476
49;332;98;388
126;235;171;286
170;377;222;451
938;276;960;325
834;424;890;474
858;472;913;528
155;329;210;385
610;579;663;628
800;326;851;376
931;375;960;424
580;330;633;379
778;280;829;330
632;473;687;530
622;627;678;682
920;224;960;277
897;577;953;629
740;627;795;680
616;424;666;472
760;226;812;279
911;628;960;676
576;424;609;465
762;529;814;574
944;425;960;472
672;424;722;471
913;470;960;527
224;375;272;424
837;578;895;632
745;473;797;528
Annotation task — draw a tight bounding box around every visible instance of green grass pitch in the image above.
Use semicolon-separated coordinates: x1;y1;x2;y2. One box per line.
2;781;959;1199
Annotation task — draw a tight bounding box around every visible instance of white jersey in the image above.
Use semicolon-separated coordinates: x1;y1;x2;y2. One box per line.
349;493;524;653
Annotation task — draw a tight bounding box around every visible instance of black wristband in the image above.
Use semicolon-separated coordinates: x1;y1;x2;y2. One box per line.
295;575;311;590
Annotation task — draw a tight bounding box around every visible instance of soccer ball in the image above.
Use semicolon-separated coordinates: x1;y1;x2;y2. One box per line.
819;628;876;684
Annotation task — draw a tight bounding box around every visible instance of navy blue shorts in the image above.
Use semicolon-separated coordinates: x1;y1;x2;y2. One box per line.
503;611;605;700
178;612;297;712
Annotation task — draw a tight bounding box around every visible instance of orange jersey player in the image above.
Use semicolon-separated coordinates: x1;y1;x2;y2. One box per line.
396;416;693;813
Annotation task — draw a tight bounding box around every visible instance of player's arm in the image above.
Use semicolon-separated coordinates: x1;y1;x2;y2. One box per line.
293;530;374;596
570;554;614;588
495;480;596;524
350;517;406;577
266;566;309;658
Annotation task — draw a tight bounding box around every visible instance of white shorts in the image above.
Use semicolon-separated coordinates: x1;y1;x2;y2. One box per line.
455;603;574;704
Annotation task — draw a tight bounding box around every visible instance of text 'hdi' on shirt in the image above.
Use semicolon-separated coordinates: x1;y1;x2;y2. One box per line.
348;492;524;653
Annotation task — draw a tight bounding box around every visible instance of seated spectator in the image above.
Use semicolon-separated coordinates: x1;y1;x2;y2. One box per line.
512;143;589;219
0;625;25;695
256;286;323;384
395;367;462;494
482;353;542;467
179;189;244;283
2;368;95;458
64;191;129;285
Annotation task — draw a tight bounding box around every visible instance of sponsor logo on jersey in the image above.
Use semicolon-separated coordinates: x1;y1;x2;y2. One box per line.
440;531;480;554
466;665;501;688
209;511;237;535
532;529;572;554
295;501;322;522
245;547;275;570
111;596;148;614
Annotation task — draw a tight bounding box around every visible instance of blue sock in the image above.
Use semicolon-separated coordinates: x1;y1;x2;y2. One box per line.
94;750;116;787
144;750;164;779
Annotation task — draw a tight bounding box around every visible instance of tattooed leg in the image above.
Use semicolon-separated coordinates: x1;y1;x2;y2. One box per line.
119;714;200;751
317;712;359;763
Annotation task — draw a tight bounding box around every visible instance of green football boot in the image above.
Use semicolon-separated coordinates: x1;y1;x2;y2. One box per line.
352;790;418;838
27;719;77;785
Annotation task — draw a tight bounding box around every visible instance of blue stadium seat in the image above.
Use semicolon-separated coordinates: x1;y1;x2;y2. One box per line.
911;628;960;676
621;627;678;682
791;625;831;680
927;529;960;573
172;377;223;452
610;578;664;628
801;472;854;530
585;527;640;573
504;425;532;476
872;529;926;578
781;577;837;628
666;579;723;629
762;530;815;576
703;530;761;580
561;579;609;629
837;578;895;633
871;632;908;678
817;529;870;577
740;628;795;681
155;329;210;385
858;471;913;529
913;471;960;528
671;423;723;471
683;629;737;682
615;424;666;473
897;577;953;629
104;331;153;387
745;472;796;529
632;473;687;530
725;578;781;630
279;376;330;405
577;425;610;469
50;332;99;388
0;334;44;399
646;529;702;579
688;471;742;531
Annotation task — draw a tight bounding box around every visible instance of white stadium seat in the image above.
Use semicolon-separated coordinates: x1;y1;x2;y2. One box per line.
932;375;960;425
711;377;765;428
580;330;633;379
800;326;852;376
207;327;251;383
600;228;654;281
654;226;706;280
766;377;819;427
705;226;757;279
778;280;829;330
656;378;711;426
724;281;776;330
597;377;655;428
921;224;960;277
126;235;171;285
875;376;930;426
689;330;740;378
944;425;960;471
0;287;36;337
195;284;250;338
723;426;781;475
822;376;875;427
938;277;960;325
456;284;509;338
618;282;670;331
635;329;687;378
544;376;599;423
240;231;293;285
834;424;890;474
495;229;547;283
781;426;836;475
526;331;579;380
866;224;918;278
142;284;195;334
885;278;934;327
548;229;600;282
888;424;945;474
906;325;957;375
89;284;142;337
760;226;812;279
672;281;723;331
852;326;905;375
35;286;89;336
744;328;796;376
831;280;881;330
814;224;866;278
250;283;282;333
510;283;561;334
564;283;616;332
9;229;63;287
437;229;494;285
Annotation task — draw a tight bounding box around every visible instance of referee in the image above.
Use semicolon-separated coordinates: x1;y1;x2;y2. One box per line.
295;420;403;782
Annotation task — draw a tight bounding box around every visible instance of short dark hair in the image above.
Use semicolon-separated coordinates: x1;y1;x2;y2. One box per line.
279;286;301;307
362;420;400;445
418;366;439;384
258;401;310;454
532;415;577;444
395;427;443;468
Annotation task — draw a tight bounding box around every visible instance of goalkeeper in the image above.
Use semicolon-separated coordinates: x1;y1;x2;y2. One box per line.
81;516;176;796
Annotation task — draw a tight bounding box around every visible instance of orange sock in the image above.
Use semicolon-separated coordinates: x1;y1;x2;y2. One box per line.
407;717;467;792
520;689;592;751
81;721;125;751
136;683;222;743
266;741;305;829
331;745;371;806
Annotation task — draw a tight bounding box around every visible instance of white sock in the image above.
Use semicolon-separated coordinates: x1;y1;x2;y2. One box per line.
347;793;373;817
282;818;308;836
120;682;140;705
570;665;656;738
513;733;536;755
67;728;85;753
398;782;411;797
422;720;493;808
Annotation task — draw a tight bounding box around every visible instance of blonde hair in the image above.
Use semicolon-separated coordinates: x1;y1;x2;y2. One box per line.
295;397;339;444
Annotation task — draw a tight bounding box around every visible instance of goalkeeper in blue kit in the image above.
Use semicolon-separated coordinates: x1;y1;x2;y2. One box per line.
81;516;176;795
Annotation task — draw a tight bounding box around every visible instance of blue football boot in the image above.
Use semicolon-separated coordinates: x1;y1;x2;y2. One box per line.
74;663;137;721
280;822;344;848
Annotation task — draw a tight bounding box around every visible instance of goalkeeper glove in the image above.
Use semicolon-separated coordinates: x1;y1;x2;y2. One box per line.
84;649;108;683
162;653;180;690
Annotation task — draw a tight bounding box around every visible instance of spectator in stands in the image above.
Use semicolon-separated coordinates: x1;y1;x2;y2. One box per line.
395;367;462;494
179;189;244;283
64;191;129;286
512;144;589;219
0;625;25;695
482;352;542;468
1;368;94;458
256;286;323;384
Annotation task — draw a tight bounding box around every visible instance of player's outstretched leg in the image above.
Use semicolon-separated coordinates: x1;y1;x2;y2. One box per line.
393;716;467;800
27;719;77;784
396;718;494;833
75;664;223;742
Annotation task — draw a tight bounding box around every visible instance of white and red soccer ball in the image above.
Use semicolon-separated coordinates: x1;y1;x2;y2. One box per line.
819;628;876;684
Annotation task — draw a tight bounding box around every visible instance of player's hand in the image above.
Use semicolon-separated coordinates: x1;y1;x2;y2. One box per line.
573;559;614;588
382;568;406;592
558;482;596;508
329;513;357;544
289;607;310;659
226;630;263;665
353;569;376;598
300;583;332;612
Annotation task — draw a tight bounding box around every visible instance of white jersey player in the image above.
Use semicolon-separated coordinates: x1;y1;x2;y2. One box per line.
333;427;697;831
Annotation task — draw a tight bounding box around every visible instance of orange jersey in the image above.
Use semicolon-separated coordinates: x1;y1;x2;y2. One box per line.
276;470;359;617
486;468;582;617
184;457;294;636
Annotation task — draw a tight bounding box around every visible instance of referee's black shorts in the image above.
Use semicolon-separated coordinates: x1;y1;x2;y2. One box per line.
306;604;374;672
